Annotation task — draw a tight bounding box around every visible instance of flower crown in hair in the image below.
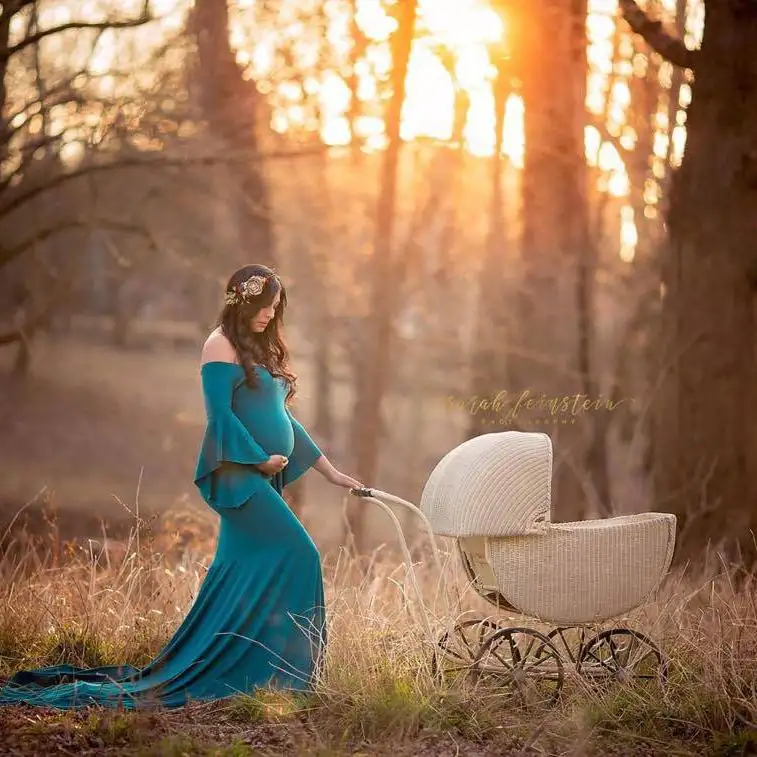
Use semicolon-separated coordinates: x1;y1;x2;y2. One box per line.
225;274;273;306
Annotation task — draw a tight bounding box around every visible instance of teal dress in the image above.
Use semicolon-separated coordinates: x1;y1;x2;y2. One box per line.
0;361;326;709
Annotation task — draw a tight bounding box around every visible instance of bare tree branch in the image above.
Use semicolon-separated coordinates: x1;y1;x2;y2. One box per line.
0;134;66;193
0;144;331;224
5;91;87;144
618;0;698;70
1;5;155;63
5;69;88;127
0;217;151;268
3;1;37;16
0;213;161;348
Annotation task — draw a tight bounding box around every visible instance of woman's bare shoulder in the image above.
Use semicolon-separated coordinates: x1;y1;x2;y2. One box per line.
201;328;239;365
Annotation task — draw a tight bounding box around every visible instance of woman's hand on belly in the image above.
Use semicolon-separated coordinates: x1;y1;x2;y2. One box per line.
256;454;289;476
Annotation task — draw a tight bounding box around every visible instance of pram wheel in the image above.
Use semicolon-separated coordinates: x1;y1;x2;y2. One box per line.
577;628;668;686
431;618;502;685
534;626;585;668
473;627;564;707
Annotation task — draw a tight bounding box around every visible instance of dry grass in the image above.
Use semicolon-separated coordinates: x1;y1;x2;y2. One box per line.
1;506;757;757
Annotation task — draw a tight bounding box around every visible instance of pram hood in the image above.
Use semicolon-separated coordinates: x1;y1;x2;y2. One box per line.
420;431;553;537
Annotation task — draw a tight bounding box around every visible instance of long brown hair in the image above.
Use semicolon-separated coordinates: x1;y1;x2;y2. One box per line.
217;264;298;405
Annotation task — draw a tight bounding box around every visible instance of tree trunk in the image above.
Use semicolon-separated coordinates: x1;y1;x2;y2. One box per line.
468;44;510;440
311;122;336;445
509;0;592;521
346;0;368;160
350;0;417;553
573;2;613;516
0;10;9;168
313;307;334;440
11;338;31;378
191;0;275;266
653;2;757;570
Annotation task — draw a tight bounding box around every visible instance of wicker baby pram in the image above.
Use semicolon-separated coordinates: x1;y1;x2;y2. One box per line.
349;430;676;704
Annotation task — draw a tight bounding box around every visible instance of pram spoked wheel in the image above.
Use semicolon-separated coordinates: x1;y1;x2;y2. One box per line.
534;626;584;666
431;621;564;707
534;625;669;687
473;626;564;707
577;628;668;686
431;618;503;685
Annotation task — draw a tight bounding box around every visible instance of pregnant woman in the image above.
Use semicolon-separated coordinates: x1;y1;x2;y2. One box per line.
0;263;363;709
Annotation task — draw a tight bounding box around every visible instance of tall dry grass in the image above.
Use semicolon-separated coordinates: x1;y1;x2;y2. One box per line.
1;499;756;756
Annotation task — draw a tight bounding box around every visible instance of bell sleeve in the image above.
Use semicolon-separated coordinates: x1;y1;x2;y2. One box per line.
281;406;323;488
193;361;271;509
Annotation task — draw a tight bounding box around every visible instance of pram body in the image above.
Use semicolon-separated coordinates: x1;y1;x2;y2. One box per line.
351;430;676;704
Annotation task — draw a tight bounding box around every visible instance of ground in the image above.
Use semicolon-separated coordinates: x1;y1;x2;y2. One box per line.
0;702;527;757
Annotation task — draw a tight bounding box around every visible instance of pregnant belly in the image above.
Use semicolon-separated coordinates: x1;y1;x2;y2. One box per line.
234;407;294;457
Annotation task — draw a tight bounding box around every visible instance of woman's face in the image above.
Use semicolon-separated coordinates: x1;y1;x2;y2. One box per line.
250;290;281;333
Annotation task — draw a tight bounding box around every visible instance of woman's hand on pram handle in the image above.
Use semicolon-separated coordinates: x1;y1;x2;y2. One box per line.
327;470;364;490
314;455;362;489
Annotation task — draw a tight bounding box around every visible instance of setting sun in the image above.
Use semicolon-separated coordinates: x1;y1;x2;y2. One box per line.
230;0;658;258
230;0;704;264
6;0;704;264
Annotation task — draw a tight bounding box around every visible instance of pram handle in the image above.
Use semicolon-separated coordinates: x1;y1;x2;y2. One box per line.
349;487;374;498
346;486;444;642
348;486;441;567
